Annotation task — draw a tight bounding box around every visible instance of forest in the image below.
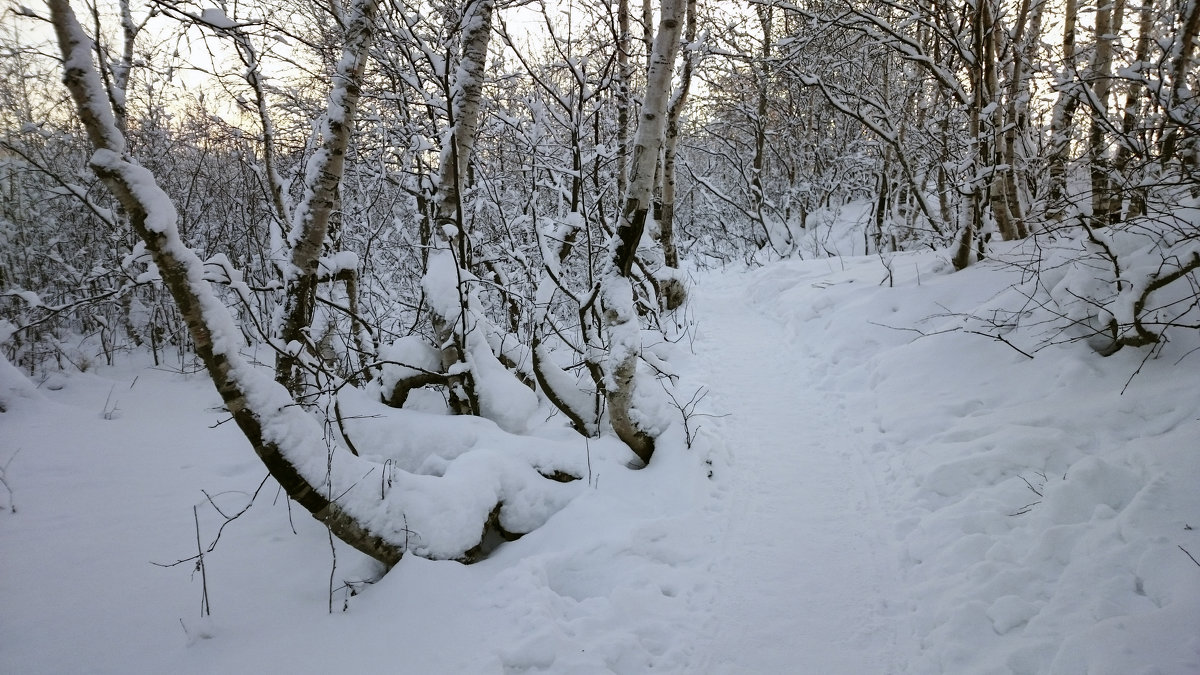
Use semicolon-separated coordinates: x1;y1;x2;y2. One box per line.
1;0;1198;670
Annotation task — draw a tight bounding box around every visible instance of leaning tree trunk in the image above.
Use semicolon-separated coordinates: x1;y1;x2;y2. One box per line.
48;0;403;566
601;0;685;465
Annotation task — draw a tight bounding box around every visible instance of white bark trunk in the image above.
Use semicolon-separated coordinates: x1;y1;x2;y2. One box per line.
48;0;403;565
276;0;381;395
602;0;685;464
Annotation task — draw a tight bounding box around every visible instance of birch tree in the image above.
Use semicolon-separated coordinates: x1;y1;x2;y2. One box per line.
46;0;403;565
601;0;685;464
275;0;382;397
660;0;699;270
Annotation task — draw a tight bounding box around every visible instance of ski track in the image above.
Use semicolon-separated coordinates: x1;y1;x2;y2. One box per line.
693;273;902;673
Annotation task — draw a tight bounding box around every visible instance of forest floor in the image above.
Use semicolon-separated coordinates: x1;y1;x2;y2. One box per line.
2;247;1198;673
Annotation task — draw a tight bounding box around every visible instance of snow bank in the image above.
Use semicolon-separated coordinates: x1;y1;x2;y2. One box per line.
742;243;1200;674
0;348;41;413
0;349;713;672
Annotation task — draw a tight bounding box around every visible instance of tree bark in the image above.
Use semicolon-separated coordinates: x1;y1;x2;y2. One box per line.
1087;0;1125;226
48;0;402;566
953;0;992;270
1046;0;1081;216
275;0;381;396
660;0;697;270
616;0;631;201
1112;0;1155;220
1160;0;1200;162
602;0;685;465
750;4;777;252
427;0;496;417
1001;0;1044;238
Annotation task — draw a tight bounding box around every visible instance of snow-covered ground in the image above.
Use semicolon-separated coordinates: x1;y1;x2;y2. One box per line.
3;248;1198;673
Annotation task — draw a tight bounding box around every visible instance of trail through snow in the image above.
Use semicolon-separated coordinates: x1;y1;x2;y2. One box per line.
692;272;903;672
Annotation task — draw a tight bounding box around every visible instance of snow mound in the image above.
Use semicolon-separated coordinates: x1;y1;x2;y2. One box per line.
0;349;41;413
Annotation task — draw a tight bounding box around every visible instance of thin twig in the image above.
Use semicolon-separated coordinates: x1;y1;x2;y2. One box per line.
1017;473;1044;497
194;506;210;617
328;526;338;614
1181;545;1200;568
0;449;19;513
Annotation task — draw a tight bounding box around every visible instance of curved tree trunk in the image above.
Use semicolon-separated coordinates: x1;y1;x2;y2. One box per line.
49;0;403;567
602;0;685;465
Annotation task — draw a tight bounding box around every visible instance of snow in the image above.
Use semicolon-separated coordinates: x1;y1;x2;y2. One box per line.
0;346;41;414
318;250;359;278
199;8;237;30
422;249;540;433
377;335;442;401
3;245;1199;673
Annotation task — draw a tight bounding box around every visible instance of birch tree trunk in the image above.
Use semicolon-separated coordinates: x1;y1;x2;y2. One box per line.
275;0;381;397
48;0;403;566
1001;0;1044;238
1112;0;1155;220
750;3;777;252
1088;0;1125;225
953;0;992;270
427;0;496;417
433;0;495;259
602;0;685;464
660;0;697;270
982;0;1017;242
616;0;631;201
1046;0;1081;217
1160;0;1200;162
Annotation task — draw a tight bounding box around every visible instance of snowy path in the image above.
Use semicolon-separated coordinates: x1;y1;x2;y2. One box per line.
692;273;902;672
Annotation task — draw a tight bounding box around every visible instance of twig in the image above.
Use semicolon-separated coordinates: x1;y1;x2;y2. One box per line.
194;506;210;617
961;329;1036;360
328;526;338;614
1017;473;1044;497
1121;340;1162;395
101;385;120;420
585;437;593;488
151;474;270;568
0;449;17;513
1009;501;1041;516
333;396;360;457
330;468;375;504
1181;545;1200;568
